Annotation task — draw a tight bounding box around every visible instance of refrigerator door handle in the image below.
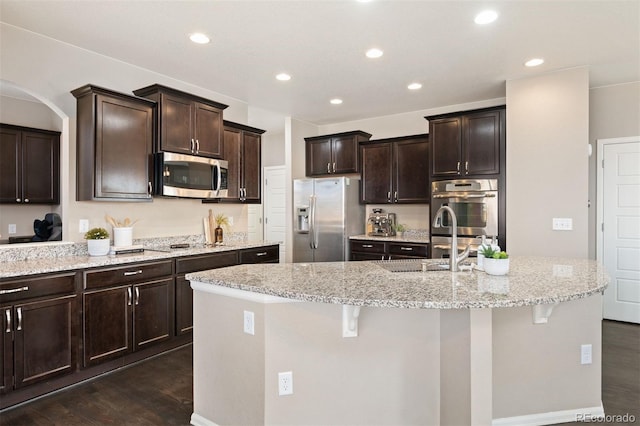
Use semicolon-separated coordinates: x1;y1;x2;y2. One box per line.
309;195;316;249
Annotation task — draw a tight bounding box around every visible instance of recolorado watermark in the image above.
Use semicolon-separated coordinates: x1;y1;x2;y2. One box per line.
576;413;636;423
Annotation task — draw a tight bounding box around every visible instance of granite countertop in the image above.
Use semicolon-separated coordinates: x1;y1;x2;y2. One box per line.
187;257;609;309
0;241;278;279
350;234;430;244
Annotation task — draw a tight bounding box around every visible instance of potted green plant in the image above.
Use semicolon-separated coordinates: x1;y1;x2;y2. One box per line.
85;227;110;256
394;223;406;237
478;245;509;275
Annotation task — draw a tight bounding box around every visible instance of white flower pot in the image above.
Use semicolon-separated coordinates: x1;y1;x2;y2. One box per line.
87;239;110;256
113;227;133;247
483;258;509;276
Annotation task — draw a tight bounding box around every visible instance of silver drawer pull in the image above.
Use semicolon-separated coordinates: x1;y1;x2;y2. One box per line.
16;307;22;331
123;270;143;276
256;252;267;256
0;286;29;295
362;244;373;248
5;309;11;333
127;288;132;306
400;247;413;251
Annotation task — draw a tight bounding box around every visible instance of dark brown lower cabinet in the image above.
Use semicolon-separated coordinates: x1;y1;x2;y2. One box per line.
2;295;75;393
83;278;173;367
350;239;429;261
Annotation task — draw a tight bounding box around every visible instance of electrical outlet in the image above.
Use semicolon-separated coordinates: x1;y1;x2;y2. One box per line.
8;224;17;235
278;371;293;396
243;310;255;335
581;344;592;365
79;219;89;233
552;218;573;231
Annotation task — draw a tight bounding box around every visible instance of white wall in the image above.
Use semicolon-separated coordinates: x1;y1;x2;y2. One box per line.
506;67;590;257
588;82;640;258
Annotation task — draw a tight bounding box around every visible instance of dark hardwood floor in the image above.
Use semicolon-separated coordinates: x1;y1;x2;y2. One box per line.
0;345;193;426
0;320;637;426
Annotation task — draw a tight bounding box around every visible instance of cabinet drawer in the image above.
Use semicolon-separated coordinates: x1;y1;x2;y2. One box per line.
350;240;386;254
0;272;76;303
239;245;279;264
84;260;173;290
176;251;238;274
388;243;429;257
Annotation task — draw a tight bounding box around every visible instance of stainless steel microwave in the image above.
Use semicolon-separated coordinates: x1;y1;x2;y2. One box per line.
155;152;228;199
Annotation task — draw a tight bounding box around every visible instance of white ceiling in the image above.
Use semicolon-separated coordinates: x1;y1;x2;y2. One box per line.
1;0;638;126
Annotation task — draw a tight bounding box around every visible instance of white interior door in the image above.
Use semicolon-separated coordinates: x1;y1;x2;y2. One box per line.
247;204;262;242
598;138;640;323
264;166;286;262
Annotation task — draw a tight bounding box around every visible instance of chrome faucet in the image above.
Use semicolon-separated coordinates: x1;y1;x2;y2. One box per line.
432;206;470;272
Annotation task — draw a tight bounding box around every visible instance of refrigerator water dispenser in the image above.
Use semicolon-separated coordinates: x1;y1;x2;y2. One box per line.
296;207;309;233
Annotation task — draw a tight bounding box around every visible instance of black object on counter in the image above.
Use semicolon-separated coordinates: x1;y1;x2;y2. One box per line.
32;213;62;242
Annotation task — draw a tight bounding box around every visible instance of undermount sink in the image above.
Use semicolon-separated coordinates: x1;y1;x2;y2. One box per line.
374;259;451;272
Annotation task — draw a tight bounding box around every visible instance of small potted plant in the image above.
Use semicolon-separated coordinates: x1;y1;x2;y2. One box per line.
85;227;110;256
394;223;406;238
478;245;509;275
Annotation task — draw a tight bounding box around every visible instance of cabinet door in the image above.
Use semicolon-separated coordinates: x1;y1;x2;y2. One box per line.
306;138;332;176
0;127;20;203
242;131;262;203
464;110;501;176
360;143;393;203
21;131;59;204
133;279;173;350
194;102;223;158
223;127;242;200
430;117;462;177
332;135;359;174
394;138;429;203
160;93;193;154
95;95;153;200
1;305;13;393
83;286;131;367
13;295;75;389
175;276;193;336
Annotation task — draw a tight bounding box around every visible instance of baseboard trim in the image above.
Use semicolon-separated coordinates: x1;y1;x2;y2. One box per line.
493;403;605;426
190;412;219;426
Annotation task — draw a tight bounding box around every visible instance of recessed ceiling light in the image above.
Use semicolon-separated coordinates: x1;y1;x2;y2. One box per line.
189;33;210;44
365;48;383;59
408;83;422;90
276;73;291;81
525;58;545;67
474;10;498;25
330;98;343;105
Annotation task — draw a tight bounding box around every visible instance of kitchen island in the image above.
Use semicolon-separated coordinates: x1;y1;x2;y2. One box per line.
188;257;608;426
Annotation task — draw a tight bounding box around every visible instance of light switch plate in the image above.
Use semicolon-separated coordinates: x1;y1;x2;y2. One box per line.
79;219;89;233
552;218;573;231
8;224;16;234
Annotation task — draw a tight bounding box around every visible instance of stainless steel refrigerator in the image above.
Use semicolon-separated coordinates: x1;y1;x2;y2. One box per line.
293;177;364;262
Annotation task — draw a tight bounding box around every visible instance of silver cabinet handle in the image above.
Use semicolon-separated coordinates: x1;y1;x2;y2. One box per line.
16;307;22;331
362;244;373;248
127;288;132;306
394;191;398;203
0;286;29;295
387;192;391;202
16;198;21;202
256;252;267;256
148;181;153;197
134;287;140;305
381;255;386;260
457;161;461;173
400;247;413;251
5;309;11;333
123;270;143;276
190;138;195;152
24;198;29;203
465;161;469;173
333;162;336;173
195;139;200;154
327;163;331;173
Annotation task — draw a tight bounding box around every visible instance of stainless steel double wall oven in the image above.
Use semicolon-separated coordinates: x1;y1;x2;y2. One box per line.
430;178;499;258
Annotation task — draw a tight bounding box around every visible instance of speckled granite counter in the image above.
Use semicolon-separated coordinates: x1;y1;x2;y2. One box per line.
349;233;430;244
0;241;278;279
187;256;608;309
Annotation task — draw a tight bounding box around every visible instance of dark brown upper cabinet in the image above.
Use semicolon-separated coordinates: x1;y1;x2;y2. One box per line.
72;85;155;201
426;106;505;178
305;130;371;176
360;134;429;204
219;121;265;204
0;124;60;205
133;84;228;159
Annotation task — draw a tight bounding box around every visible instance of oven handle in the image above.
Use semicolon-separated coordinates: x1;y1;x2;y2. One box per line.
432;193;496;199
